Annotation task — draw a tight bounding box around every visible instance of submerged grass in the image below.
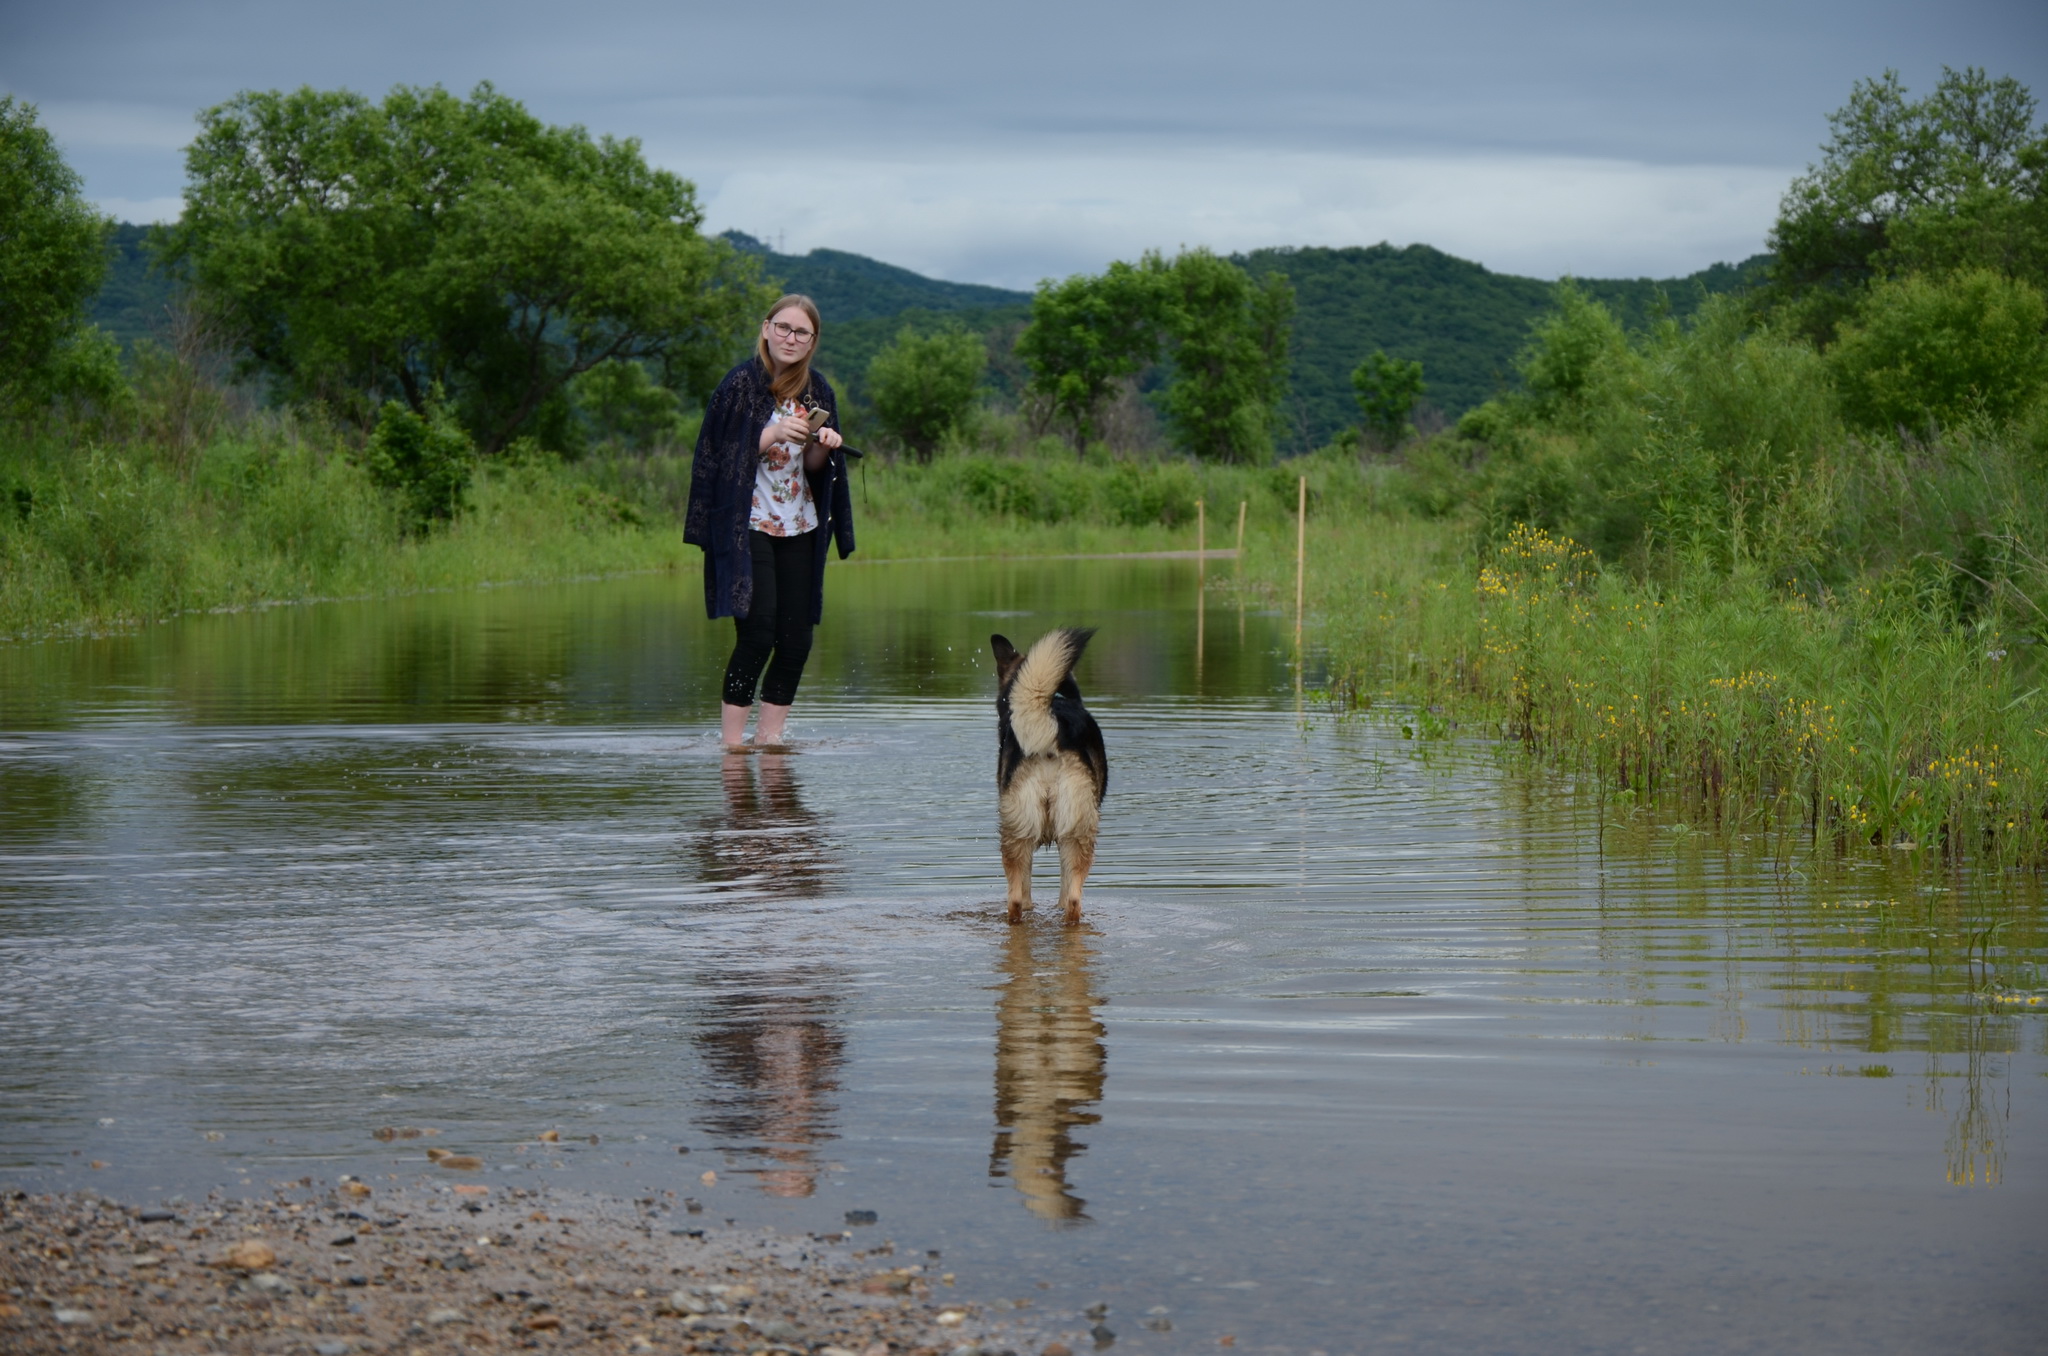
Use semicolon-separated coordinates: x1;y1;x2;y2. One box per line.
1261;511;2048;872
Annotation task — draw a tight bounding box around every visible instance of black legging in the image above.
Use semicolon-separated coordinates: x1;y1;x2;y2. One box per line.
722;529;818;707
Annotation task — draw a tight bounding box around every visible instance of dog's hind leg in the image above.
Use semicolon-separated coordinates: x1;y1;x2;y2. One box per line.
1002;835;1035;925
1057;834;1094;927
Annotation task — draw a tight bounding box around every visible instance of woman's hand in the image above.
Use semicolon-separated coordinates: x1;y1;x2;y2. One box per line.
759;413;811;454
803;424;841;471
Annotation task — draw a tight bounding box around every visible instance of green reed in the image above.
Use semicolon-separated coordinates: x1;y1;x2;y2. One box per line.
1279;512;2047;870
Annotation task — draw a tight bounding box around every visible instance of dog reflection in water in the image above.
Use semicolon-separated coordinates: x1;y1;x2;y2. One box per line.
688;752;845;1197
990;924;1106;1221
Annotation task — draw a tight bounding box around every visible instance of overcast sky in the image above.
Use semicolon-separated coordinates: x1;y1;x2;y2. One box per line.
5;1;2044;288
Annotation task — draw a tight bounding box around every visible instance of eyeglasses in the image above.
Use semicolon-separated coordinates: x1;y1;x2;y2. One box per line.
768;321;815;344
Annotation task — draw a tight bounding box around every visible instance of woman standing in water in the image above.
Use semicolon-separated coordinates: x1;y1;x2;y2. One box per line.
685;295;856;747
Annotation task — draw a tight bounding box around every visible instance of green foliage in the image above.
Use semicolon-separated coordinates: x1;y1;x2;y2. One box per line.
1351;351;1425;450
1828;269;2048;432
866;327;988;461
1767;67;2048;340
0;95;115;415
1017;249;1293;462
360;399;476;530
1517;281;1634;420
571;359;693;452
1437;287;1847;579
1101;460;1201;527
1153;249;1295;464
160;82;770;453
89;224;174;352
1015;260;1163;450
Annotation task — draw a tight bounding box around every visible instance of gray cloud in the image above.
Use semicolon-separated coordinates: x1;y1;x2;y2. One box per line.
5;0;2045;283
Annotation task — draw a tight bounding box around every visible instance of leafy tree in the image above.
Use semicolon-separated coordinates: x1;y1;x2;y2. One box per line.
1351;350;1425;450
0;95;115;414
572;358;692;451
1153;249;1295;464
1767;67;2048;340
1017;249;1292;462
1518;281;1633;420
359;397;475;529
1015;260;1161;452
867;326;987;461
1828;269;2048;432
160;82;769;454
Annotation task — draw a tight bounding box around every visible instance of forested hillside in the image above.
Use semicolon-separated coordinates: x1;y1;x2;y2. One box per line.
90;224;173;349
92;222;1765;446
1238;244;1770;443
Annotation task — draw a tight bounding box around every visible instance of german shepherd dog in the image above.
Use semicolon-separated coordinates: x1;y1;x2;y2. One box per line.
991;629;1108;926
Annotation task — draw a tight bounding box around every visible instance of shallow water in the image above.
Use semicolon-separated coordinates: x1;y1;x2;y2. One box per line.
3;560;2044;1355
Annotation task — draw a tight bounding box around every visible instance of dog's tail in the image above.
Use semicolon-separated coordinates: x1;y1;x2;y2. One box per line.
1007;627;1095;757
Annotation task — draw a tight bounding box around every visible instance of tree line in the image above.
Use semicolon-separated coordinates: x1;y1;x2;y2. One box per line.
6;67;2045;490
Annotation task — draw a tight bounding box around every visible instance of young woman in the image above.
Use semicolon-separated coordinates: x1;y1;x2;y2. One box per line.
684;295;856;747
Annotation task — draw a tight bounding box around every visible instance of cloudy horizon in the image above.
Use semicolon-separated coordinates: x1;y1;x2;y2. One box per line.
5;1;2043;290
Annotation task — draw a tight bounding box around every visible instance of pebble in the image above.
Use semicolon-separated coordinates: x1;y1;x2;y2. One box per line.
845;1209;880;1225
223;1239;277;1269
137;1208;177;1223
1090;1322;1116;1347
1043;1344;1073;1356
1;1184;1032;1356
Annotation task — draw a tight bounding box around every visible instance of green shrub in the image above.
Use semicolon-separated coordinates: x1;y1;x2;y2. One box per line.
1103;460;1200;526
359;399;475;530
868;327;987;461
1829;269;2048;432
1518;281;1634;421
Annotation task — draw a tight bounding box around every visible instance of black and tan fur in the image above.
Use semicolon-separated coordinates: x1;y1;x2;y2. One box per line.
991;629;1109;926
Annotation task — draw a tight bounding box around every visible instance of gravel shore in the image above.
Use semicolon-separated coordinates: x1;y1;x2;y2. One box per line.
1;1183;1076;1356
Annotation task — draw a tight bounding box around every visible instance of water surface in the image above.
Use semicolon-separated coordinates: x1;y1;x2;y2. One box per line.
2;560;2043;1355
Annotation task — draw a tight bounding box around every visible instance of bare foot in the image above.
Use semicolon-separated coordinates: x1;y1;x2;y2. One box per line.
721;702;751;749
755;701;794;746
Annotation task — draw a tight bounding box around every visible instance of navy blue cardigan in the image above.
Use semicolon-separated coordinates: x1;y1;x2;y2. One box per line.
683;360;855;621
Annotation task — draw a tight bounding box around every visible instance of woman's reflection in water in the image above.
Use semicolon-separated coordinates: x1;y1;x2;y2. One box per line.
693;751;837;897
990;925;1107;1221
689;752;845;1198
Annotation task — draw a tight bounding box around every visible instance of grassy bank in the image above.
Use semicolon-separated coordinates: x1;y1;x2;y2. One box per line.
1245;448;2048;873
0;420;1366;638
0;421;686;638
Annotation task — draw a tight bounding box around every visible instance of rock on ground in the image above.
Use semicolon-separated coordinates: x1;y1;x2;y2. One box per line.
1;1184;1050;1356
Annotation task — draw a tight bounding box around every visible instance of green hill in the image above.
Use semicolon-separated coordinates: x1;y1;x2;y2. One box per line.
1237;243;1772;445
723;231;1029;319
90;224;1768;448
91;224;176;350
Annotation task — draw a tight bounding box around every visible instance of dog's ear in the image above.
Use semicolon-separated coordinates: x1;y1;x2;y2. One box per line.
990;634;1024;687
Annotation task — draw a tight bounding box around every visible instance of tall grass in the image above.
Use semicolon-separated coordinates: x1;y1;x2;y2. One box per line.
0;418;683;638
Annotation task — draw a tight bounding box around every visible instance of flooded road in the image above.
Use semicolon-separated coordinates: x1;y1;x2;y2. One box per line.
2;560;2044;1355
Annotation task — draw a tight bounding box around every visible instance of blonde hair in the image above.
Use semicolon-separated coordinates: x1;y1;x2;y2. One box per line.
756;294;822;405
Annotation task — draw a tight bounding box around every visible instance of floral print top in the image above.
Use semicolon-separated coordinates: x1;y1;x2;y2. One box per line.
750;398;820;536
